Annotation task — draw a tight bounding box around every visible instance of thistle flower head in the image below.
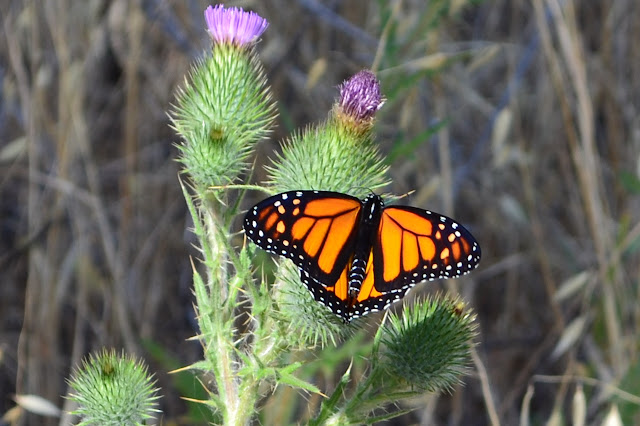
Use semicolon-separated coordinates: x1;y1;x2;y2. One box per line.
205;4;268;47
337;70;384;123
172;5;276;189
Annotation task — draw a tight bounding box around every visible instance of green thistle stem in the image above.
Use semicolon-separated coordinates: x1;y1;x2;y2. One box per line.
203;204;228;303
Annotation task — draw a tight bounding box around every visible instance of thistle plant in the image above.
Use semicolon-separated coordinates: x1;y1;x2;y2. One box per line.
170;4;479;425
66;349;160;426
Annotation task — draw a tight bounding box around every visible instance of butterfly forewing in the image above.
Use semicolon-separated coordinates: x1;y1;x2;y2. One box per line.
373;206;481;290
243;191;363;285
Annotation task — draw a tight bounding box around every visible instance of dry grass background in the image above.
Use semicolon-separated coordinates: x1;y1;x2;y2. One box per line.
1;0;640;425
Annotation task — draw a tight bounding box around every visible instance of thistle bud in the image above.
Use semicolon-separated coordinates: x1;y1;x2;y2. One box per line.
67;349;160;425
380;296;477;392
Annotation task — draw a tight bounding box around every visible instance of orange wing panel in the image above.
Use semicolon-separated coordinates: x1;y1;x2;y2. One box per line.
356;251;382;302
303;218;330;258
304;197;360;217
417;235;436;261
383;208;433;235
402;232;419;272
326;264;350;301
290;216;315;240
379;215;402;282
317;206;361;274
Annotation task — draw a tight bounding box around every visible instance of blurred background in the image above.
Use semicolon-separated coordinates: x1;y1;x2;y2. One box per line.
2;0;640;425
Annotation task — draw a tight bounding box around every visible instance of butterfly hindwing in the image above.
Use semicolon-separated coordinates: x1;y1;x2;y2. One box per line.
243;190;363;286
300;262;352;322
299;247;411;321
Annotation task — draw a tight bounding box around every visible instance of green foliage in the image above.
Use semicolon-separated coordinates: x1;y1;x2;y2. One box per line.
175;69;480;422
67;349;160;426
619;170;640;195
303;295;477;425
616;358;640;425
272;261;355;347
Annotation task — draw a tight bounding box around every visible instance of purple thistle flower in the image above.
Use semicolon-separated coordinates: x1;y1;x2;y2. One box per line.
204;4;268;46
338;70;384;122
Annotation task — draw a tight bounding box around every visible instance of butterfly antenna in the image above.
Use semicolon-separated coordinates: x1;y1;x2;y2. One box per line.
396;189;415;200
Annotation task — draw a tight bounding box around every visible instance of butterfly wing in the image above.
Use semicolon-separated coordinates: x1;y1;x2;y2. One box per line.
246;191;481;323
309;205;481;321
243;190;363;286
373;206;481;289
299;262;352;322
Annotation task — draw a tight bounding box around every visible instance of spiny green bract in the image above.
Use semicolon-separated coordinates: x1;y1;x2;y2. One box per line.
380;296;477;393
267;121;389;197
67;349;160;426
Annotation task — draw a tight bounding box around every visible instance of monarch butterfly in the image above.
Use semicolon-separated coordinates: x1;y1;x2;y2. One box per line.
243;190;481;322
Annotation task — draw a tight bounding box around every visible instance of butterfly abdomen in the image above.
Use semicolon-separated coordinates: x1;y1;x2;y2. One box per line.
347;194;384;297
